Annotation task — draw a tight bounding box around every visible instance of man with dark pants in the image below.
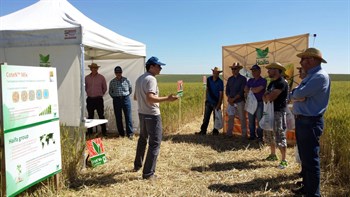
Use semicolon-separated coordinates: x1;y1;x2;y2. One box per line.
291;48;330;196
244;64;267;141
195;67;223;135
85;63;107;136
133;56;178;180
109;66;133;139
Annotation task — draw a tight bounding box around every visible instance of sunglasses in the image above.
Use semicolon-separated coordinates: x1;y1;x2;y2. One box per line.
231;68;239;70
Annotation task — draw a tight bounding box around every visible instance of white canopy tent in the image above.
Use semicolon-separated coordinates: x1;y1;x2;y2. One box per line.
0;0;146;130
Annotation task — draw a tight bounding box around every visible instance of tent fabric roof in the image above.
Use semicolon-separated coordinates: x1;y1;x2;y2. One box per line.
0;0;146;58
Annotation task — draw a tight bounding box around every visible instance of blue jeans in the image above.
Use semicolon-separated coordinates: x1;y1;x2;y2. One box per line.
200;101;216;133
248;101;263;139
295;115;323;197
134;114;162;178
113;95;133;137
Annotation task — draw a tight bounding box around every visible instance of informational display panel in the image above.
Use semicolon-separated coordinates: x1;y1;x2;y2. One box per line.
1;65;61;197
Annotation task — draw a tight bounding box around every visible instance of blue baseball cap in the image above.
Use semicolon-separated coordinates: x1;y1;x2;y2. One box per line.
250;64;261;70
146;56;166;66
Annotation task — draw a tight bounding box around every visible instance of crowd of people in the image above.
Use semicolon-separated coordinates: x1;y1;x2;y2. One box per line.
84;47;330;196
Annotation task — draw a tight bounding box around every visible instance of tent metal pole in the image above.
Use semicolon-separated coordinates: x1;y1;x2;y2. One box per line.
80;43;86;169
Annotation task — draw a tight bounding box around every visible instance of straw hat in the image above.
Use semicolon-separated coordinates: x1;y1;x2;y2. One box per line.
88;63;100;68
211;67;223;73
265;62;286;72
229;62;243;70
296;48;327;63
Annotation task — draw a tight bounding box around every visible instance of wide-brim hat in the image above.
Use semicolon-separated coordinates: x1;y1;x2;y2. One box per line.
88;63;100;68
296;48;327;63
229;62;243;70
265;62;286;72
211;67;223;73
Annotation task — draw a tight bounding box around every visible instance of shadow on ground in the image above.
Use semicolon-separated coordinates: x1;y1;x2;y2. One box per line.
163;133;263;152
208;173;300;194
69;170;139;190
191;159;269;172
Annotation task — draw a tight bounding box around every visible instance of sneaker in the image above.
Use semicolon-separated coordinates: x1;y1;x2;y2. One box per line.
265;154;278;161
278;160;288;169
195;131;206;135
127;135;133;140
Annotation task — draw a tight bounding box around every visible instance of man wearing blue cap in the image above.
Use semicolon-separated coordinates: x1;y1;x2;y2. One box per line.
133;56;178;180
109;66;133;139
244;64;267;141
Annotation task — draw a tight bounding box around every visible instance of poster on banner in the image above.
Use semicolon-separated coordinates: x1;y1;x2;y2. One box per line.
1;65;61;197
177;80;183;97
86;138;107;167
4;121;61;197
1;65;59;131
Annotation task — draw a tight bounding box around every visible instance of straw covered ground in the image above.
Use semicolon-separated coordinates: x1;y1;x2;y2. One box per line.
34;117;346;197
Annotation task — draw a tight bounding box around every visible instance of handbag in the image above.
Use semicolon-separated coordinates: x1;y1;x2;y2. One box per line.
245;90;258;115
259;102;274;131
214;109;223;130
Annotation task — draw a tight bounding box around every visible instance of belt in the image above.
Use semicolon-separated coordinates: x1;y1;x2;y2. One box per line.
87;96;102;99
114;95;129;99
294;114;322;119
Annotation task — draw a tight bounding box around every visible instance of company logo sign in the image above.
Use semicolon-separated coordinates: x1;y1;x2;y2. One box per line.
255;47;269;65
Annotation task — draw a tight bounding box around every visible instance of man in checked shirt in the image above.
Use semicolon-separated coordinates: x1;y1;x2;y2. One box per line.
109;66;134;139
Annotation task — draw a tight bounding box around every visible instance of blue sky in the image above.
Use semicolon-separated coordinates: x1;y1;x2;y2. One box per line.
1;0;349;74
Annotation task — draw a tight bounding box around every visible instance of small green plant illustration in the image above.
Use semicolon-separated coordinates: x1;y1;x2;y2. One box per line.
256;47;269;58
16;164;23;183
92;141;101;154
39;54;51;67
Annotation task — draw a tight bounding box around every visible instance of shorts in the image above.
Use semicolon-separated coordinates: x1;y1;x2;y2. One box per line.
263;111;287;147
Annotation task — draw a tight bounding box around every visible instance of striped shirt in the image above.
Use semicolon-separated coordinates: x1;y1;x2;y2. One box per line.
109;77;132;97
85;73;107;97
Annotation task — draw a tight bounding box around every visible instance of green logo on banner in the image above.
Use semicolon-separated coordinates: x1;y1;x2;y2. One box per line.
256;47;269;58
39;54;51;67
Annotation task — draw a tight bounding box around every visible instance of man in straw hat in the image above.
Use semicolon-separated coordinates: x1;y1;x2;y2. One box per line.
133;56;178;180
85;63;107;136
226;62;247;138
263;62;289;169
291;48;330;196
195;66;224;135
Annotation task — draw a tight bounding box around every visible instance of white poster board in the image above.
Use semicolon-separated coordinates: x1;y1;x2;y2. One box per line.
1;65;61;197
